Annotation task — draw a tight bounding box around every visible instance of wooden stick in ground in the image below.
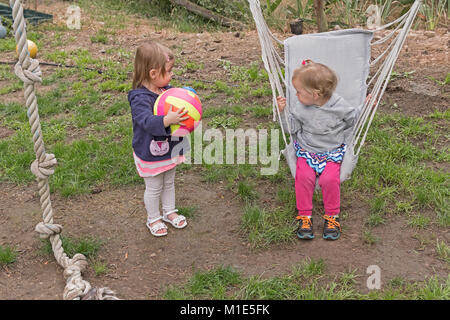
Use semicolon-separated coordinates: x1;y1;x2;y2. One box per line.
314;0;328;32
169;0;246;30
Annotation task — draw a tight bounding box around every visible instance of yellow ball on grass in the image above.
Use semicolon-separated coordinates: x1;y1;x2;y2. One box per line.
16;39;38;59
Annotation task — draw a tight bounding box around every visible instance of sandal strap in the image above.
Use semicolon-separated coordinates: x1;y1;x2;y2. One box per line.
148;221;167;232
163;209;179;217
170;215;186;227
147;216;162;224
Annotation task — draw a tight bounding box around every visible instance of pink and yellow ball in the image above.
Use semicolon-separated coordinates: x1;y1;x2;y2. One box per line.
154;88;202;137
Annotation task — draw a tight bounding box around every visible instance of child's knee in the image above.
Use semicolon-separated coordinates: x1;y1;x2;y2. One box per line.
296;171;316;187
319;173;340;188
145;183;163;194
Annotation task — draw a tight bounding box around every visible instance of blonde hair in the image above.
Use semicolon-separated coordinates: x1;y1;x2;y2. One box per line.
292;59;338;99
132;41;174;89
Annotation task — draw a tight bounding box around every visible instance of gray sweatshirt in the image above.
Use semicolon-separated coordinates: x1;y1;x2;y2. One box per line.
288;93;357;154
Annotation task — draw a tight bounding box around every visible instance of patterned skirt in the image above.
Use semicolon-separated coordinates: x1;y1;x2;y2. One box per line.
294;141;346;176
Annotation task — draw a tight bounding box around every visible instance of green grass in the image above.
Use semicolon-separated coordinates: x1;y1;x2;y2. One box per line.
276;185;296;209
0;36;16;53
164;265;242;300
370;196;387;214
428;73;450;87
390;70;416;81
45;50;70;65
362;229;378;246
178;206;197;219
77;0;248;33
90;29;110;44
0;127;138;195
427;109;450;120
367;213;385;227
229;61;269;83
40;235;102;259
241;205;297;248
163;262;450;300
0;65;16;81
0;81;22;95
208;115;242;129
203;105;245;118
251;105;273;118
237;181;258;203
250;87;272;97
352;112;449;227
299;258;326;278
181;60;204;73
0;245;17;266
0;73;139;195
407;214;431;229
436;240;450;264
92;260;109;276
50;136;139;196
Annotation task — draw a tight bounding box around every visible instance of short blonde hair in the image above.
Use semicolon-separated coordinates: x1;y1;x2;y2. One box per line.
132;41;174;89
292;59;338;99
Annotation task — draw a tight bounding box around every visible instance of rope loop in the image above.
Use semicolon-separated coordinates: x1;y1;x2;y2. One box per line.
69;253;89;272
14;58;42;84
35;222;63;239
63;276;92;300
30;153;57;180
82;287;120;300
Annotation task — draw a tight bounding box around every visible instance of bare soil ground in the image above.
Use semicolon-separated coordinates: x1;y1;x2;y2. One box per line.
0;1;448;299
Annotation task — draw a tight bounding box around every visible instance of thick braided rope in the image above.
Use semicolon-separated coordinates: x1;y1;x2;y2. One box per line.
9;0;119;300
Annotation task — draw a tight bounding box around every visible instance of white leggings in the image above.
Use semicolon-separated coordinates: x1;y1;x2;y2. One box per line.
143;167;176;224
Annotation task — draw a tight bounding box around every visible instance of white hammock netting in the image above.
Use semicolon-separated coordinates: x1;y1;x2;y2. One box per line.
248;0;423;181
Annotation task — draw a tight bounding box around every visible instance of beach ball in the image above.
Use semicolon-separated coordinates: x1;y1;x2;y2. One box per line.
16;40;38;58
182;86;197;94
154;88;202;137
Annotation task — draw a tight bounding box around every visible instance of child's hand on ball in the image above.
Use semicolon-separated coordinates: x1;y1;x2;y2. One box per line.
164;105;189;127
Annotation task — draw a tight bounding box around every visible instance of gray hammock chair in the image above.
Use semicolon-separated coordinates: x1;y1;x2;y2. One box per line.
248;0;423;182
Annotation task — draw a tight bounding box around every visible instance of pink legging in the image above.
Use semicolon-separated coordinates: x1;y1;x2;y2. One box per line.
295;157;341;217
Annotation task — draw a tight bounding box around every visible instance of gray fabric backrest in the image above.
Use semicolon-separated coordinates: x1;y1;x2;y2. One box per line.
285;29;373;115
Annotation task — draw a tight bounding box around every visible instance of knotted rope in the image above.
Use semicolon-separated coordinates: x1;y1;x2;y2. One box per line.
9;0;119;300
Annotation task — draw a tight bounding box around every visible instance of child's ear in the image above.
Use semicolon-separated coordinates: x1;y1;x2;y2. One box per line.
149;69;158;79
313;90;321;99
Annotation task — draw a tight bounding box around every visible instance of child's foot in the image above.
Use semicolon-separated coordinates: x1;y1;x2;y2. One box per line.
296;215;314;240
322;215;341;240
163;209;187;229
146;218;168;237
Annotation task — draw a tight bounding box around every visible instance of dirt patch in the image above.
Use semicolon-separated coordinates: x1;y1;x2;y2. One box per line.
383;85;448;116
0;124;14;139
1;178;448;299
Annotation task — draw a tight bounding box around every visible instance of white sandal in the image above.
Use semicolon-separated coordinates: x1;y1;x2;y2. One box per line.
146;218;168;237
162;209;187;229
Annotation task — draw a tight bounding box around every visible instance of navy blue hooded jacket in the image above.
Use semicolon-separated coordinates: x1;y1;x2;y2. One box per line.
128;86;188;162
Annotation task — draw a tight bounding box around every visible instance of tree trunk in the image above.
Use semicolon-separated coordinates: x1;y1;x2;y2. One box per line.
314;0;328;32
169;0;245;30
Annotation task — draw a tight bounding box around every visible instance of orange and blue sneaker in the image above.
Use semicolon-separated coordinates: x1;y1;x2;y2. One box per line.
296;216;314;240
322;215;341;240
